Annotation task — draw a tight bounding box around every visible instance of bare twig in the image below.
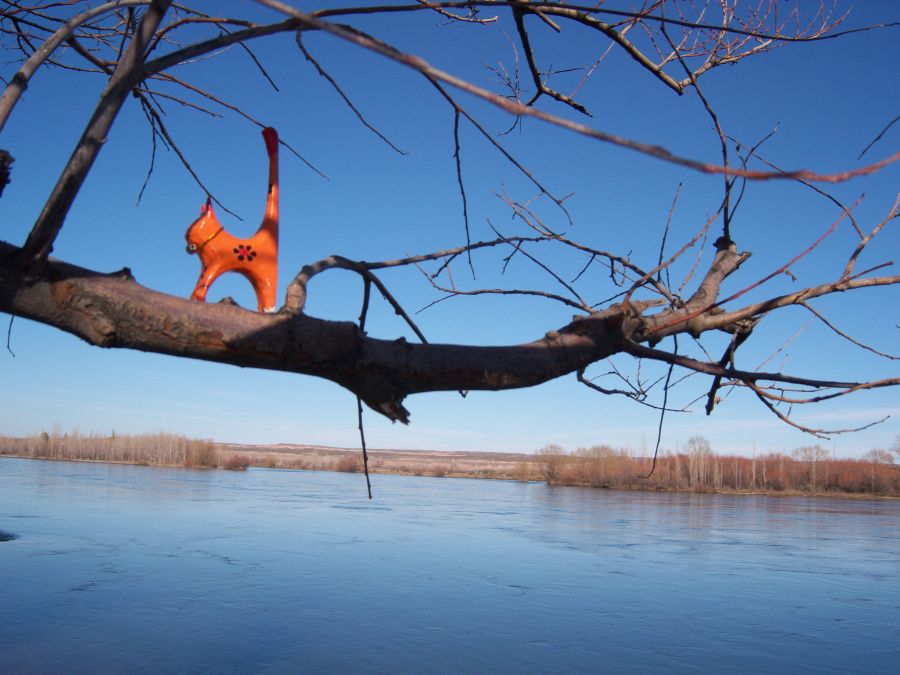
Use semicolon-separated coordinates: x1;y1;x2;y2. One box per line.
137;94;243;219
0;0;151;132
153;72;328;179
356;396;373;499
19;0;174;272
512;6;592;115
647;335;677;478
660;18;733;241
648;200;857;336
858;113;900;160
746;380;890;438
798;302;899;361
842;194;899;279
452;110;475;277
704;320;756;415
296;33;407;155
657;183;682;291
625;341;898;394
415;0;498;24
189;3;900;183
624;213;714;307
5;314;14;356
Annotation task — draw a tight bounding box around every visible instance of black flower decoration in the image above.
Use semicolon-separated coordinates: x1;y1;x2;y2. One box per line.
233;245;257;262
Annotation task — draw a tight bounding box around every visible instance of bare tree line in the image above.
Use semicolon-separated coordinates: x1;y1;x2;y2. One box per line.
0;429;223;468
537;436;900;496
2;429;897;496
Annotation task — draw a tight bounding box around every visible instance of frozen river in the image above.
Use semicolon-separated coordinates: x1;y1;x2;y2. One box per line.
1;457;898;673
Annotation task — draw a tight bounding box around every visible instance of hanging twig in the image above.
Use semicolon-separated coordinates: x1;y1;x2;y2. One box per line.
356;396;373;499
5;315;14;357
296;32;407;155
20;0;174;272
858;113;900;160
152;72;328;179
646;335;677;478
138;94;243;220
452;110;475;278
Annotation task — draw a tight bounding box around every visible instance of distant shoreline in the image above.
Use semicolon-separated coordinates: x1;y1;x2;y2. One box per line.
2;432;897;499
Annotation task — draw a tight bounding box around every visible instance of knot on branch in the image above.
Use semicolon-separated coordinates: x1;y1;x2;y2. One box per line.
354;375;411;424
713;235;734;251
0;150;12;199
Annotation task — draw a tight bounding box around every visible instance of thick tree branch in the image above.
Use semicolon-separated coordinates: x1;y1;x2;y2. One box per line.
1;1;896;443
18;0;173;272
0;241;639;423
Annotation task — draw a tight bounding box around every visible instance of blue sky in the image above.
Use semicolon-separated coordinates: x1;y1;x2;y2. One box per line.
1;2;898;457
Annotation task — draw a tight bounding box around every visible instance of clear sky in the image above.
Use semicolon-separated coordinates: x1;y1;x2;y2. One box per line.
2;2;898;458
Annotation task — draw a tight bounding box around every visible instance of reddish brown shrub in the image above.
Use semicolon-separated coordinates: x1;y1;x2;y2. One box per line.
223;454;251;471
335;455;361;473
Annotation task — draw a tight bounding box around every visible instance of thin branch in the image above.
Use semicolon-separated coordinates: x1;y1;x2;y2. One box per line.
415;0;498;24
577;365;686;413
416;280;587;312
488;222;590;309
647;335;677;478
358;275;372;332
303;3;889;46
748;377;900;406
746;381;890;438
152;72;328;179
5;314;14;356
842;194;899;279
235;34;279;91
648;199;857;337
287;255;429;346
513;6;591;115
452;109;474;277
296;33;407;155
19;0;173;272
660;18;732;241
135;86;222;117
858;113;900;160
798;301;899;361
0;0;151;132
179;3;900;183
704;320;756;415
500;197;675;302
420;72;573;223
356;396;373;499
135;96;162;204
625;340;897;393
687;271;900;337
657;182;681;290
624;213;714;306
137;93;243;219
729;132;864;238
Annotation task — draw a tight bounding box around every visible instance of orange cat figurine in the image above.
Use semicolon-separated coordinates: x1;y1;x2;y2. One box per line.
185;126;280;312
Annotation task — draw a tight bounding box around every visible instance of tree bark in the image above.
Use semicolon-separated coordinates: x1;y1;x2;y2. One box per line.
0;241;636;423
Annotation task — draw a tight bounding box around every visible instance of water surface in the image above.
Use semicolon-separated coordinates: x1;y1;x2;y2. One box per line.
1;457;898;673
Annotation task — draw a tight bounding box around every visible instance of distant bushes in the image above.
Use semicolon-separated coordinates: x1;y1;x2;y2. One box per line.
0;430;220;468
183;440;220;468
222;453;251;471
2;429;896;497
335;454;361;473
534;439;900;497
